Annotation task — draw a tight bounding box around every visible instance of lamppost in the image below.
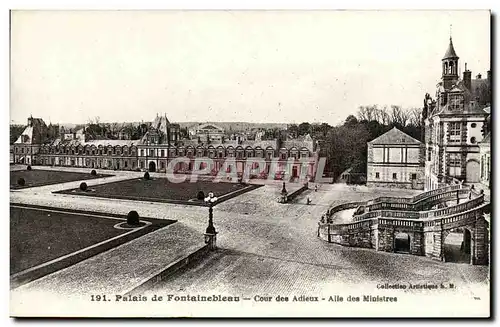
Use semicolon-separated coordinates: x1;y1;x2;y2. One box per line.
280;181;288;203
204;191;218;250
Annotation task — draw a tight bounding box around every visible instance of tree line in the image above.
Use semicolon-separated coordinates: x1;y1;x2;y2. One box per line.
285;105;423;180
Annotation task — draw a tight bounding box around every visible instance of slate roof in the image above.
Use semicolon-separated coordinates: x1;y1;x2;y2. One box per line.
368;127;422;145
443;37;459;59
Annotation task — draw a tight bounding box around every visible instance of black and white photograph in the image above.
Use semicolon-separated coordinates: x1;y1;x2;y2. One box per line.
8;9;491;318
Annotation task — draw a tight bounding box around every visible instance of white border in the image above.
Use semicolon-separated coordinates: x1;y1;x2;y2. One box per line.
2;1;498;326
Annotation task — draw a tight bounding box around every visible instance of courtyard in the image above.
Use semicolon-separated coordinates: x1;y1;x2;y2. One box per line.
10;169;113;190
10;204;175;280
55;176;261;205
9;169;490;316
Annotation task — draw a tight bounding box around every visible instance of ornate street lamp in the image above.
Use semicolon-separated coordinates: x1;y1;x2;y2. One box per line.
280;181;288;203
204;191;218;250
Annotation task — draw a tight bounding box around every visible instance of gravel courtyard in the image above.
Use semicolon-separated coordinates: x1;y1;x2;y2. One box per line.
9;167;490;316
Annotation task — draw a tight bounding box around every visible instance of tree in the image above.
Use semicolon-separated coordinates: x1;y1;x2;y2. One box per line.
121;123;137;140
389;105;409;127
325;123;371;179
287;124;299;138
408;107;422;128
344;115;358;127
357;105;378;122
298;122;312;136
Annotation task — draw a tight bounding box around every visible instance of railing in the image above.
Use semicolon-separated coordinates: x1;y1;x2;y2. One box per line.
412;184;461;202
354;193;483;222
378;218;424;229
322;184;482;229
424;203;488;229
419;195;484;219
323;218;376;234
323;201;365;220
364;186;467;212
353;209;420;222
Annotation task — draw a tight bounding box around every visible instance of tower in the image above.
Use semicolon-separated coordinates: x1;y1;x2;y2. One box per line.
442;37;459;90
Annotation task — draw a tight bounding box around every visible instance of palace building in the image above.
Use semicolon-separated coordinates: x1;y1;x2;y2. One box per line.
13;114;319;181
366;127;425;189
423;37;491;191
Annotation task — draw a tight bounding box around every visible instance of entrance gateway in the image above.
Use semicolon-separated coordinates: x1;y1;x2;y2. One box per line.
149;161;156;172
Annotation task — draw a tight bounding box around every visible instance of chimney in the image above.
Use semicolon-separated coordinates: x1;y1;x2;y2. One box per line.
476;73;482;79
463;63;471;91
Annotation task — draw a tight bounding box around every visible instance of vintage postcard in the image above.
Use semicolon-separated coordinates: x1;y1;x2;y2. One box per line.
9;10;491;318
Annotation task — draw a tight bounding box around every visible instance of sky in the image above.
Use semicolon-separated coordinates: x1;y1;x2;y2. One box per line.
10;10;491;126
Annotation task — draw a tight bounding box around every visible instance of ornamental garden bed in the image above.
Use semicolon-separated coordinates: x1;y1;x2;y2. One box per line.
10;169;113;189
55;177;262;206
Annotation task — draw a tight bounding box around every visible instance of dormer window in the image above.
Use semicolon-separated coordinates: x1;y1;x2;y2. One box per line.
449;94;463;111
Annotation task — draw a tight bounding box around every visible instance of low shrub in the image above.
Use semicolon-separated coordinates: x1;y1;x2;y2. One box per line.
127;211;140;225
27;165;32;171
17;177;25;186
197;191;205;200
144;172;150;180
80;182;88;191
91;169;97;176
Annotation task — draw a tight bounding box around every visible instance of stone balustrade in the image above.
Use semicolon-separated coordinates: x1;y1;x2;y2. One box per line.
318;184;489;265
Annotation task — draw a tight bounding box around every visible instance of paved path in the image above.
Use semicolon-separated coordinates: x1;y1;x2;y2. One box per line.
11;222;206;298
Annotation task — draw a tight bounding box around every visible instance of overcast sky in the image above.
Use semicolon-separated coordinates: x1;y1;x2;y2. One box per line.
10;10;490;126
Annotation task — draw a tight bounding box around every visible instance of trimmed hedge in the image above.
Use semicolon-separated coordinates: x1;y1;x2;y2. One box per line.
17;177;25;186
27;165;32;171
91;170;97;176
144;172;150;180
80;182;88;191
127;211;140;225
197;191;205;200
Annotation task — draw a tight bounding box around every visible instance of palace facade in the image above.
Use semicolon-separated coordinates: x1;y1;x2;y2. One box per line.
366;127;425;189
423;37;491;191
13;114;319;181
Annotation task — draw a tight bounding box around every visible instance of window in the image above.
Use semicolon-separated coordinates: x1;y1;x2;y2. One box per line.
411;173;417;180
140;150;144;157
161;161;165;169
281;153;286;160
124;161;128;168
427;150;432;161
471;123;477;128
449;122;461;143
161;150;165;157
375;172;380;179
470;137;477;144
150;149;154;157
449;153;461;167
449;95;463;111
392;173;397;180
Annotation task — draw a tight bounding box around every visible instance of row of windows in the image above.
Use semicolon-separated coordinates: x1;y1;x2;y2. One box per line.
38;146;311;159
374;172;417;180
39;147;138;156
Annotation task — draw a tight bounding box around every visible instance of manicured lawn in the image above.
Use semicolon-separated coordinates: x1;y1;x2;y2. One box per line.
10;205;174;275
10;169;113;189
56;177;261;205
